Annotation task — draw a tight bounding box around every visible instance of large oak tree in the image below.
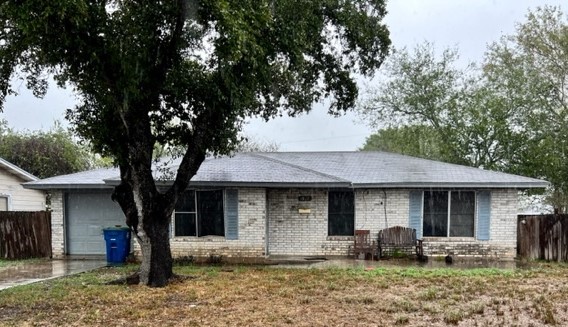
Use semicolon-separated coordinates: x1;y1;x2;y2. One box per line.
0;1;390;286
358;43;523;171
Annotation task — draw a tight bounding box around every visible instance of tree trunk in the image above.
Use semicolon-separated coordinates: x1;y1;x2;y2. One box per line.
137;210;173;287
111;113;206;287
112;168;177;287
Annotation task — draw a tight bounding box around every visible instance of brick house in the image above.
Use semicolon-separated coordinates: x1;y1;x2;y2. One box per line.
24;152;548;259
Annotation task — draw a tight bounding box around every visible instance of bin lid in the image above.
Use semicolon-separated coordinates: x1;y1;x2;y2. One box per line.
103;225;130;231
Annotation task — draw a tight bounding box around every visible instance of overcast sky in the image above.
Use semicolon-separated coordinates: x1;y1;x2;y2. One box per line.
1;1;565;151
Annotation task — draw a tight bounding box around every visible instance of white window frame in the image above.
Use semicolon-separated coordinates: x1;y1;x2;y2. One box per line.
174;191;198;237
0;194;10;211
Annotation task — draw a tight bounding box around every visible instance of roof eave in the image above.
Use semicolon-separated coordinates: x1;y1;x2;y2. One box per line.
352;182;550;189
25;180;550;191
23;183;115;190
0;158;38;182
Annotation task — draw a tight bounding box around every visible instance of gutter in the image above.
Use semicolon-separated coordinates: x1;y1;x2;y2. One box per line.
352;182;550;189
23;183;115;190
24;180;549;191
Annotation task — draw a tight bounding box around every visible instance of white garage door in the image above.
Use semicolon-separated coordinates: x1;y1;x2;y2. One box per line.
66;192;126;255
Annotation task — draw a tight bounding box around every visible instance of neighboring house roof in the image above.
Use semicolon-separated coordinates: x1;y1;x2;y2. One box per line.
24;167;120;189
23;151;549;190
0;157;38;182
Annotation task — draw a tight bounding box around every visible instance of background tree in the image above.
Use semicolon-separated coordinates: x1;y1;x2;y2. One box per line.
0;120;103;178
483;5;568;211
358;43;522;170
234;134;280;153
359;6;568;211
359;125;444;160
0;1;390;286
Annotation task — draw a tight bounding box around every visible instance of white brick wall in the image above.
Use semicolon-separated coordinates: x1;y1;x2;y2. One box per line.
266;189;410;256
268;189;333;256
168;188;266;259
50;190;65;258
49;187;521;259
490;189;518;244
266;188;519;258
422;189;519;258
355;189;409;234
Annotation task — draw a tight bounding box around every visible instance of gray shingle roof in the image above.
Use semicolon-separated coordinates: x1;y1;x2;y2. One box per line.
256;152;548;188
24;167;119;189
189;153;349;187
24;151;549;190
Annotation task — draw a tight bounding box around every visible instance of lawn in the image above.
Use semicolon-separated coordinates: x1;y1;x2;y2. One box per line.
0;262;567;326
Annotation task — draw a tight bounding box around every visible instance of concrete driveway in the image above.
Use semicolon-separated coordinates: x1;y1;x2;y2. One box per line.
0;259;107;291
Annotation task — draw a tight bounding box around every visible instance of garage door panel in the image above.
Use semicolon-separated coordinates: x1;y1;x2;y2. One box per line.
88;225;103;237
66;192;126;255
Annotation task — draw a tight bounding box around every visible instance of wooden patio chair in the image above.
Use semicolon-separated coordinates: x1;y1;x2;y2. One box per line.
353;229;378;260
378;226;423;259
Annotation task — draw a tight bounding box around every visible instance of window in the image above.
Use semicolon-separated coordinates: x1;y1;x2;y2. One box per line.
174;190;224;237
0;196;7;211
328;191;354;236
423;191;448;237
423;191;475;237
449;191;475;237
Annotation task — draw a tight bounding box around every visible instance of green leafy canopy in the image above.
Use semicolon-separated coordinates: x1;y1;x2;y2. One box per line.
0;120;107;178
0;1;390;160
359;5;568;211
0;1;391;286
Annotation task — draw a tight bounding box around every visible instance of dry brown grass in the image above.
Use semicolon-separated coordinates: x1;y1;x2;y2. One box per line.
0;262;567;326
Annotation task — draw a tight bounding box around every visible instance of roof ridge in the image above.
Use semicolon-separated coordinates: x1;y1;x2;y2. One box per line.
249;153;350;183
371;151;546;182
258;151;545;182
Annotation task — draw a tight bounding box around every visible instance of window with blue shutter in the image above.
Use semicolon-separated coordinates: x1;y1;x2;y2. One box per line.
225;189;239;240
423;190;475;237
409;191;423;239
476;191;491;241
174;190;225;237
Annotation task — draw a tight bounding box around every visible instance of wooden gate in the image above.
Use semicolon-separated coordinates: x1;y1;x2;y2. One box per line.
0;211;52;259
517;214;568;262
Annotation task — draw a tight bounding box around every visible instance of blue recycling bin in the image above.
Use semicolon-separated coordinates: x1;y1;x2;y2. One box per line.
103;226;131;265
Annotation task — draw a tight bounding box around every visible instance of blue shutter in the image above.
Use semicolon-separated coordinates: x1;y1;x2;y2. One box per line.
225;189;239;240
477;191;491;241
409;191;423;239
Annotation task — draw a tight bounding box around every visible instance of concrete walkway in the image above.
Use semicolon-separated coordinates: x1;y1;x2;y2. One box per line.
0;259;107;291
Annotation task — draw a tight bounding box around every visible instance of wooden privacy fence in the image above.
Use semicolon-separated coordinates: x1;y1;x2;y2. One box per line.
518;214;568;262
0;211;52;259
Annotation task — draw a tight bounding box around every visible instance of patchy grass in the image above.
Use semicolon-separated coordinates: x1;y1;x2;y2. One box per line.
0;262;567;326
